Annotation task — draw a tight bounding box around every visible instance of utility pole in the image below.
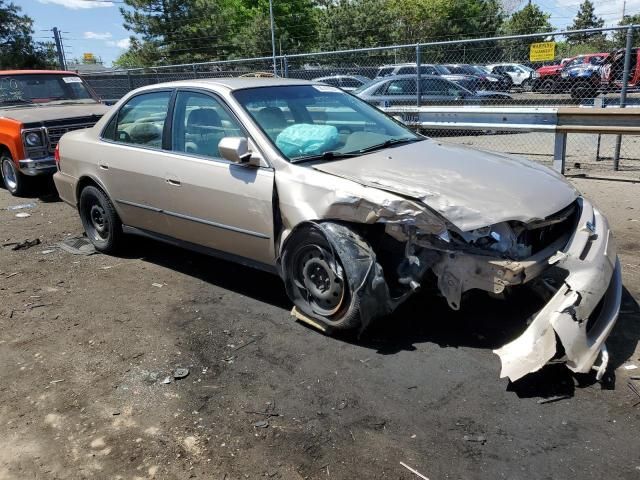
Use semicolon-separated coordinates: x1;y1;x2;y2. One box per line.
621;0;626;21
269;0;277;76
52;27;67;70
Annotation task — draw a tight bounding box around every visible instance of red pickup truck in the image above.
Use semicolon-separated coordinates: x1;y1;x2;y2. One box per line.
600;48;640;92
1;70;109;196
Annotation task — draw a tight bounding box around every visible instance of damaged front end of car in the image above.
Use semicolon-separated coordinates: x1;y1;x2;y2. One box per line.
279;177;620;381
389;196;621;382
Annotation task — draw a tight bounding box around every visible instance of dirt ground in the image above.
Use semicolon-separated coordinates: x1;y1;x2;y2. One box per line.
0;177;639;480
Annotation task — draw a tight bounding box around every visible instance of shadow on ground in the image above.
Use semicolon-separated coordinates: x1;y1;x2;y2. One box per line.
111;234;640;400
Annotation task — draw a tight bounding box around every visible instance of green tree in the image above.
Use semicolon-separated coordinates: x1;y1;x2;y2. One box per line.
568;0;605;45
117;0;316;67
0;0;56;69
613;14;640;48
500;3;552;62
314;0;393;51
502;3;552;35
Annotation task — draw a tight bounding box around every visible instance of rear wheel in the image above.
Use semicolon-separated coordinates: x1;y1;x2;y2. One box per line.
570;81;595;100
1;152;27;196
79;185;123;253
540;78;556;93
283;226;361;332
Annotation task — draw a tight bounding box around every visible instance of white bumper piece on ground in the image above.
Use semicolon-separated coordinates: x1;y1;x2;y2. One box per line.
494;198;622;382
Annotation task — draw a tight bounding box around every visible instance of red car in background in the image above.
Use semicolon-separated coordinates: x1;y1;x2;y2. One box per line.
532;53;609;93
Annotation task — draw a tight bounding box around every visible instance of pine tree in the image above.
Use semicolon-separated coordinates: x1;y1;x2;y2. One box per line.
568;0;605;44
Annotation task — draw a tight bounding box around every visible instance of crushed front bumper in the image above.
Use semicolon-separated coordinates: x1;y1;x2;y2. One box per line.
19;156;56;176
494;198;621;382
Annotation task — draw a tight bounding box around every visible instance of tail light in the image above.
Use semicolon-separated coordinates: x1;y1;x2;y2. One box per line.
54;143;60;168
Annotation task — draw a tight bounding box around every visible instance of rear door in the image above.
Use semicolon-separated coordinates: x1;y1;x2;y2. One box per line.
162;89;275;266
98;90;176;236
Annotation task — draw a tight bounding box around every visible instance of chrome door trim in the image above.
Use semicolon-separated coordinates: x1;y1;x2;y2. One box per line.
115;199;270;239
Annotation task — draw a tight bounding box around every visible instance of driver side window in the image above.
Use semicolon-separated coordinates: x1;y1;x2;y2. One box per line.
172;91;244;160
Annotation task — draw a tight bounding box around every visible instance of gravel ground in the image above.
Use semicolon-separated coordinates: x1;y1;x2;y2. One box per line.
0;176;639;480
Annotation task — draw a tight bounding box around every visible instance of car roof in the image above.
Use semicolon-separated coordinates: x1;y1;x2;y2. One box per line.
0;70;79;75
134;77;316;93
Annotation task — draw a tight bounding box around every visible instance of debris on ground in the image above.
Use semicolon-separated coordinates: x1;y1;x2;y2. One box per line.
537;395;571;404
161;376;172;384
58;237;96;256
463;435;487;444
151;283;163;288
11;239;41;251
253;420;269;428
400;461;429;480
15;212;31;218
173;368;189;379
7;203;36;211
41;249;56;255
623;364;638;371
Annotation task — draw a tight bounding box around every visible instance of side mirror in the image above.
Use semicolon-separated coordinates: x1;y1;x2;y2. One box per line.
218;137;252;164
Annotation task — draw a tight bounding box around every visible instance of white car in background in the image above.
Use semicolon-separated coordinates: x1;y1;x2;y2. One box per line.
486;63;537;89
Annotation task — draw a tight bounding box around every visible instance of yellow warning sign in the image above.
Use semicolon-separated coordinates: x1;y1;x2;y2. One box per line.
530;42;556;62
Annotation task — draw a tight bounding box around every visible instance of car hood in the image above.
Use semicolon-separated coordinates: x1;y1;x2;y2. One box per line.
311;140;578;231
0;102;110;124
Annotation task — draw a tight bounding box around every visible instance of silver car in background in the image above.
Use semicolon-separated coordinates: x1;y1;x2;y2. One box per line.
354;74;511;106
53;78;620;383
312;75;371;92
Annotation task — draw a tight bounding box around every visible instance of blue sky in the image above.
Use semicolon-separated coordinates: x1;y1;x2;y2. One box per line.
20;0;639;67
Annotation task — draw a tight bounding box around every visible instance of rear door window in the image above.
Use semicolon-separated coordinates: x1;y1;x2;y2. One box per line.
113;91;171;147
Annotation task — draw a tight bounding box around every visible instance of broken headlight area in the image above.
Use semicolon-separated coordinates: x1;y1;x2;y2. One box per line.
382;197;619;381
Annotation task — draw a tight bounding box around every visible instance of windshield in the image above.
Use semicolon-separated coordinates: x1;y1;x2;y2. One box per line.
0;74;96;105
233;85;421;162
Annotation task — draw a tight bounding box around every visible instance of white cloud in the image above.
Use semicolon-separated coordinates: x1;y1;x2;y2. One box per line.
106;38;131;49
84;31;112;40
38;0;114;9
548;0;640;27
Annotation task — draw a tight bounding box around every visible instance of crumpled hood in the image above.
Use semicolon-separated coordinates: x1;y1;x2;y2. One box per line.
0;103;110;124
311;139;579;231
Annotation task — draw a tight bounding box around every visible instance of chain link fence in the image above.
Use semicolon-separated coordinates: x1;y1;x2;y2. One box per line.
82;26;640;175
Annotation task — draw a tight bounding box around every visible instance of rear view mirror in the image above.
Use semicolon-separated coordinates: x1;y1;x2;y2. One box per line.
218;137;252;164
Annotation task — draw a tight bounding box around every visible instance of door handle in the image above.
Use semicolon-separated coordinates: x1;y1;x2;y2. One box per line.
166;178;181;186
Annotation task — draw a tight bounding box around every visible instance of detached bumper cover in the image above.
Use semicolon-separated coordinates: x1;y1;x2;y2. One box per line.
19;157;56;176
494;198;621;382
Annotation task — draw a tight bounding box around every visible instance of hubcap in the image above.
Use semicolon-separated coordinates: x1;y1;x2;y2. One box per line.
296;246;345;316
1;159;17;191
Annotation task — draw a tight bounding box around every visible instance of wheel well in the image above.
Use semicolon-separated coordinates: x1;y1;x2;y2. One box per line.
76;177;103;204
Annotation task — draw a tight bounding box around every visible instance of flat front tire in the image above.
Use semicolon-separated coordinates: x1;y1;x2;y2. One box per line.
283;226;361;332
79;185;122;253
1;153;26;196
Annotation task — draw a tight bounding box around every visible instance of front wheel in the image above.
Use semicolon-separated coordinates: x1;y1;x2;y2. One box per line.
1;153;27;196
79;185;123;253
282;225;362;332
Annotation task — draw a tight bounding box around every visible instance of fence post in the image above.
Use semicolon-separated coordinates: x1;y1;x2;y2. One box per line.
126;69;133;92
416;44;421;107
613;25;634;171
553;132;567;174
283;56;289;78
192;64;198;79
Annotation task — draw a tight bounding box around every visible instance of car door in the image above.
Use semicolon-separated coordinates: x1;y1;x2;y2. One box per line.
420;78;463;103
98;89;176;236
379;78;417;105
162;89;275;266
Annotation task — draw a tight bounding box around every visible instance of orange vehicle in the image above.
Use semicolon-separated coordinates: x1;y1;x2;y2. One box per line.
0;70;110;196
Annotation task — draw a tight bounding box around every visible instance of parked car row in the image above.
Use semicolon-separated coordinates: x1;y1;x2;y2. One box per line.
311;47;639;99
314;62;535;95
1;72;622;382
